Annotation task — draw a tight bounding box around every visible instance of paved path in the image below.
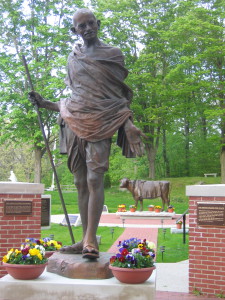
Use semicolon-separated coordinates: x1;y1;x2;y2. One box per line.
107;227;159;253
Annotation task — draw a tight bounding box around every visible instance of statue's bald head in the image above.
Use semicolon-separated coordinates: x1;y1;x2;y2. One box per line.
71;8;100;36
72;8;96;27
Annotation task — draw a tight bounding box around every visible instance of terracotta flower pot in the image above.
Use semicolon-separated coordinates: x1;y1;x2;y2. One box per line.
3;262;47;280
130;208;136;212
109;265;156;284
168;208;174;213
176;223;182;229
148;207;154;212
154;208;161;213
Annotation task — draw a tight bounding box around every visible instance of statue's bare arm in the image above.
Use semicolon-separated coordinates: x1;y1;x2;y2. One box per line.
28;91;60;112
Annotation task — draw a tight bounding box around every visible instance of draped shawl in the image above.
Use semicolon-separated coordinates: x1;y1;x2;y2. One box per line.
59;43;135;157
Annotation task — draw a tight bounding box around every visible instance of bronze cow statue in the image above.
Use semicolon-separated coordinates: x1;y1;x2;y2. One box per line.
120;178;170;211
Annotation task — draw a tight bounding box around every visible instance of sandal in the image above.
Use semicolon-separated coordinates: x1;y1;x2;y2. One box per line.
82;245;99;259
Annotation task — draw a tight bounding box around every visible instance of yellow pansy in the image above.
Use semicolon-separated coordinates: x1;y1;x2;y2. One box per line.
56;243;61;250
138;243;144;249
37;253;43;260
29;248;39;256
15;249;21;255
2;255;8;263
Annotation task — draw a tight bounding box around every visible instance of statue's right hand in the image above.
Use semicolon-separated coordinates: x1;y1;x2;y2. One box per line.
28;91;45;108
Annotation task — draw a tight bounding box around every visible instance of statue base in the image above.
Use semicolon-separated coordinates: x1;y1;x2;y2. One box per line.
47;252;113;279
0;268;156;300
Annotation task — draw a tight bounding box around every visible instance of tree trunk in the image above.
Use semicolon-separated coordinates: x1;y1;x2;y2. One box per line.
184;101;190;177
162;129;170;177
146;144;156;179
34;146;42;183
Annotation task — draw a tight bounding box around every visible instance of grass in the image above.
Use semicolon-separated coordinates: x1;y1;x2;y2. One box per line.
41;224;124;252
156;228;189;263
41;224;189;262
42;177;219;262
46;176;221;215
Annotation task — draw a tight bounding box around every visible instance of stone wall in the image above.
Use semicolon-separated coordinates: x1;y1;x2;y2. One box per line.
0;182;44;277
187;184;225;297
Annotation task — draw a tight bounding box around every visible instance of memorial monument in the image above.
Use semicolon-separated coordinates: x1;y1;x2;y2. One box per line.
29;8;145;262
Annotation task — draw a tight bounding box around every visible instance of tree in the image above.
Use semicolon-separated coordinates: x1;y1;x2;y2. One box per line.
165;1;224;179
0;0;84;182
92;0;223;180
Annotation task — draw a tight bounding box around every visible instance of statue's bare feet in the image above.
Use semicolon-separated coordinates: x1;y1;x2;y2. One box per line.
82;244;99;259
60;241;83;254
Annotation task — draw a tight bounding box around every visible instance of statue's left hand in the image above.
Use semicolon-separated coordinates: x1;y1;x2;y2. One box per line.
124;120;146;156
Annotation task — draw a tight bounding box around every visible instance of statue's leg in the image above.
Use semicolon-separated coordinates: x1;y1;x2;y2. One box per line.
135;198;138;210
161;197;165;211
82;168;104;259
81;138;110;259
60;164;89;254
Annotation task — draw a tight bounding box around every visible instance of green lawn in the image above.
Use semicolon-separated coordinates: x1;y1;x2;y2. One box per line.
46;176;221;215
42;176;219;262
41;224;124;253
42;225;189;262
156;228;189;263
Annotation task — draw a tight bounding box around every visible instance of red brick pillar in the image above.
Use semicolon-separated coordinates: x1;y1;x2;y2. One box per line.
0;182;44;277
186;184;225;297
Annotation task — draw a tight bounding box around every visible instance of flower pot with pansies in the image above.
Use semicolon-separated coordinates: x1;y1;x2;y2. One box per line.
2;242;47;280
109;237;156;284
129;205;137;212
25;237;62;258
176;221;182;229
117;204;126;212
167;205;174;213
148;205;155;212
154;205;161;213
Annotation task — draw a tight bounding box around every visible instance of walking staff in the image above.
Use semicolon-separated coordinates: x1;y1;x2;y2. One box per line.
22;55;75;244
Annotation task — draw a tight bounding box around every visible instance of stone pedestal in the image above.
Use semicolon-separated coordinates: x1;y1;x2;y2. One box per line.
0;268;156;300
117;211;175;220
47;252;113;279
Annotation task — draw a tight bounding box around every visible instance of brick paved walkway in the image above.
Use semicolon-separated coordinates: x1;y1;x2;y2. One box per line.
107;227;159;253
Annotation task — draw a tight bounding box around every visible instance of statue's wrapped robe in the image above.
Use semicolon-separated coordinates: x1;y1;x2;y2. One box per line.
59;44;135;173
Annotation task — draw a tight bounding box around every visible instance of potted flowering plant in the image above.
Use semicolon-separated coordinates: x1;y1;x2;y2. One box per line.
148;205;155;212
25;237;62;258
129;205;137;212
154;205;161;213
2;242;47;280
167;205;174;213
117;204;126;212
109;238;156;284
176;220;183;229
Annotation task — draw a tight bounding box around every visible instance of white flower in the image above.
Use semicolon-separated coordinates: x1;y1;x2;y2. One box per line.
35;245;45;256
147;241;156;249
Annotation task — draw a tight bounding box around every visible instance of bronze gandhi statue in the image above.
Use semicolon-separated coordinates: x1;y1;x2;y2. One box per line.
29;8;145;259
